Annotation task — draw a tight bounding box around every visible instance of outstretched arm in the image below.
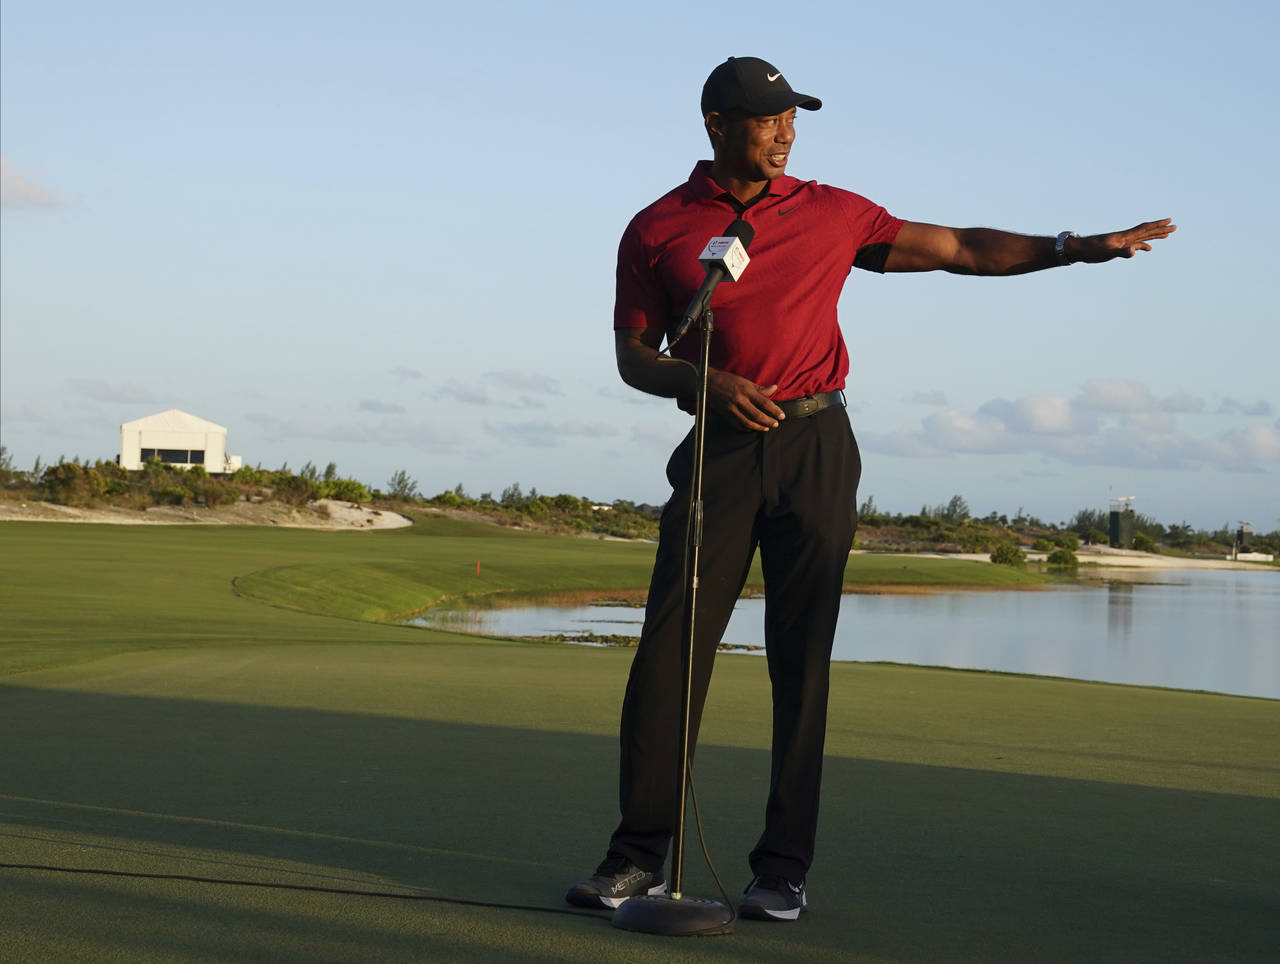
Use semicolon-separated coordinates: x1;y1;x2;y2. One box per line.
883;218;1176;275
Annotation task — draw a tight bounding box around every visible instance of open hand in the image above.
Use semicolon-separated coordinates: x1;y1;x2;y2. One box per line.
1069;218;1177;263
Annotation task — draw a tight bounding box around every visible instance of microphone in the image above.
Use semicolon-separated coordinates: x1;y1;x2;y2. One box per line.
667;219;755;350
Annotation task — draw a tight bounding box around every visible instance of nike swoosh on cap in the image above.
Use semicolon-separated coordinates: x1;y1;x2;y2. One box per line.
766;72;781;81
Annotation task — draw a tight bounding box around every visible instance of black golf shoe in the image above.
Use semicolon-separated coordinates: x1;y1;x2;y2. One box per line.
739;874;807;921
564;855;668;910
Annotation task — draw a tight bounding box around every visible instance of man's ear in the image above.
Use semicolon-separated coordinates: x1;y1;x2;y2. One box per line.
704;111;724;144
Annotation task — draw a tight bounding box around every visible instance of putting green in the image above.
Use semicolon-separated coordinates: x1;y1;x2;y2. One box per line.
1;520;1276;962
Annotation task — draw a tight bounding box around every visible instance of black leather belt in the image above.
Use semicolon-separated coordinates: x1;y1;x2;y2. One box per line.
777;390;845;419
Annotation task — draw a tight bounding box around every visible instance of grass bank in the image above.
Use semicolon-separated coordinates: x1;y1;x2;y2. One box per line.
1;520;1274;962
1;515;1043;675
227;514;1047;627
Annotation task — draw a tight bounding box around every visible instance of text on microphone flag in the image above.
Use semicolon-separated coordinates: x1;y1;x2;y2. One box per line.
698;236;750;281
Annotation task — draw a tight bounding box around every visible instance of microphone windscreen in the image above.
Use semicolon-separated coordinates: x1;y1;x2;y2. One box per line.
724;219;756;250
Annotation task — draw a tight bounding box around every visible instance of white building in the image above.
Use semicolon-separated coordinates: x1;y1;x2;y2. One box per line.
119;409;243;473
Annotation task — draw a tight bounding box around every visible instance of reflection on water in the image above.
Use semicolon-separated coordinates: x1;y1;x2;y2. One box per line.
414;570;1279;699
1107;581;1134;648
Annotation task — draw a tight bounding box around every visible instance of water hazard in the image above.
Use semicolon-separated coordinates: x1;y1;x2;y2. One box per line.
414;569;1279;700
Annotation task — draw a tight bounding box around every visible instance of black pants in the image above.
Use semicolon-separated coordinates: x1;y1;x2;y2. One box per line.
608;405;861;884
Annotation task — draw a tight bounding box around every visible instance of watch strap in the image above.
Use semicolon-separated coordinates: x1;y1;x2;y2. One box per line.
1055;231;1080;265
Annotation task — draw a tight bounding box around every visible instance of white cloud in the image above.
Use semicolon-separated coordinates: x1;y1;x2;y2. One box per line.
0;158;59;209
485;370;564;396
861;377;1280;473
630;422;685;449
1158;390;1204;414
66;379;160;405
245;412;458;447
484;420;619;448
357;399;406;414
598;384;672;407
1123;411;1177;433
442;372;563;409
904;390;949;406
1217;396;1274;416
979;395;1093;436
1214;423;1280;464
919;410;1011;454
1075;378;1153;413
441;380;491;405
856;428;939;458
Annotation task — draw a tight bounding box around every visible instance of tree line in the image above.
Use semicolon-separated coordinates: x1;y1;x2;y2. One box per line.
0;447;369;510
2;447;1273;555
857;492;1278;557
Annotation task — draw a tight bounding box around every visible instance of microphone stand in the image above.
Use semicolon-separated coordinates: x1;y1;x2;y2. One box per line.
612;308;734;937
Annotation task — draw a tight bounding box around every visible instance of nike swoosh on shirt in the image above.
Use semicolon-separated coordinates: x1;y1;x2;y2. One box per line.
766;72;781;82
779;206;798;216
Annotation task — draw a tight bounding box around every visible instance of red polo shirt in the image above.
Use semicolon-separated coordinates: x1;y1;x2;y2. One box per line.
614;161;904;402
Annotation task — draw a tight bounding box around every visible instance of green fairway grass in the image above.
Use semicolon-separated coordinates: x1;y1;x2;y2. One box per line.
228;515;1048;626
1;519;1276;962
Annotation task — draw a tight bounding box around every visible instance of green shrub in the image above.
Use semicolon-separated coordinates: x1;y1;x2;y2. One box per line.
193;478;240;507
1032;538;1054;552
321;478;372;502
230;465;268;486
1133;531;1158;553
155;485;192;506
91;460;133;497
957;530;997;553
41;461;106;506
1046;548;1079;569
990;541;1026;568
1055;531;1080;551
270;472;320;506
551;493;588;512
386;470;420;501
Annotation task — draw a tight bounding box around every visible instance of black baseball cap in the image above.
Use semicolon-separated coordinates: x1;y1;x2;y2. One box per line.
700;56;822;117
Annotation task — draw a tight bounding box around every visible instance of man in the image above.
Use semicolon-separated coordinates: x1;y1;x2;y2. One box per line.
566;56;1174;922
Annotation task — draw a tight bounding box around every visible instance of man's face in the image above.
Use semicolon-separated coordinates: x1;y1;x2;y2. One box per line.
710;107;798;182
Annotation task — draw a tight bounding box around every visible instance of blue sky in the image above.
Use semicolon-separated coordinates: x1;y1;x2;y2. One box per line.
2;0;1276;531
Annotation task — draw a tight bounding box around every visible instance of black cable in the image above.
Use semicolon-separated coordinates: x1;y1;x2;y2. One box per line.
687;768;739;924
0;862;604;920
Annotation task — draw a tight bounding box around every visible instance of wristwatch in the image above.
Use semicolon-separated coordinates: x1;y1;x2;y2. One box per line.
1055;231;1080;265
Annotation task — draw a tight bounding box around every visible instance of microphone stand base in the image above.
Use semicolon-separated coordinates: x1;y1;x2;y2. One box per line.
611;894;734;937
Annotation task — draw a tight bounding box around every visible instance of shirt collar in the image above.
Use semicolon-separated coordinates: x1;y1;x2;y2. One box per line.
685;160;799;207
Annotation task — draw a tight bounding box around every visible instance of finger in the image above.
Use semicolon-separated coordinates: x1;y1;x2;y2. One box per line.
1130;218;1177;240
755;384;786;420
732;404;778;431
734;393;784;430
744;401;782;430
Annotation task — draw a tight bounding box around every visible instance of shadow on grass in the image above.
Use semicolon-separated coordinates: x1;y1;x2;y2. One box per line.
2;684;1277;963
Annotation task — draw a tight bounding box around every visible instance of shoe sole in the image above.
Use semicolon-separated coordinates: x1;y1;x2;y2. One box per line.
565;881;668;910
739;899;806;921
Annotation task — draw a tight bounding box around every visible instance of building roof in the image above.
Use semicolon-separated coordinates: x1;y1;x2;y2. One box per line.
120;409;228;433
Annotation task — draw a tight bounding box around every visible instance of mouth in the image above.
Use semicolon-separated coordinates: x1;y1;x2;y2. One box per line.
767;152;789;168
